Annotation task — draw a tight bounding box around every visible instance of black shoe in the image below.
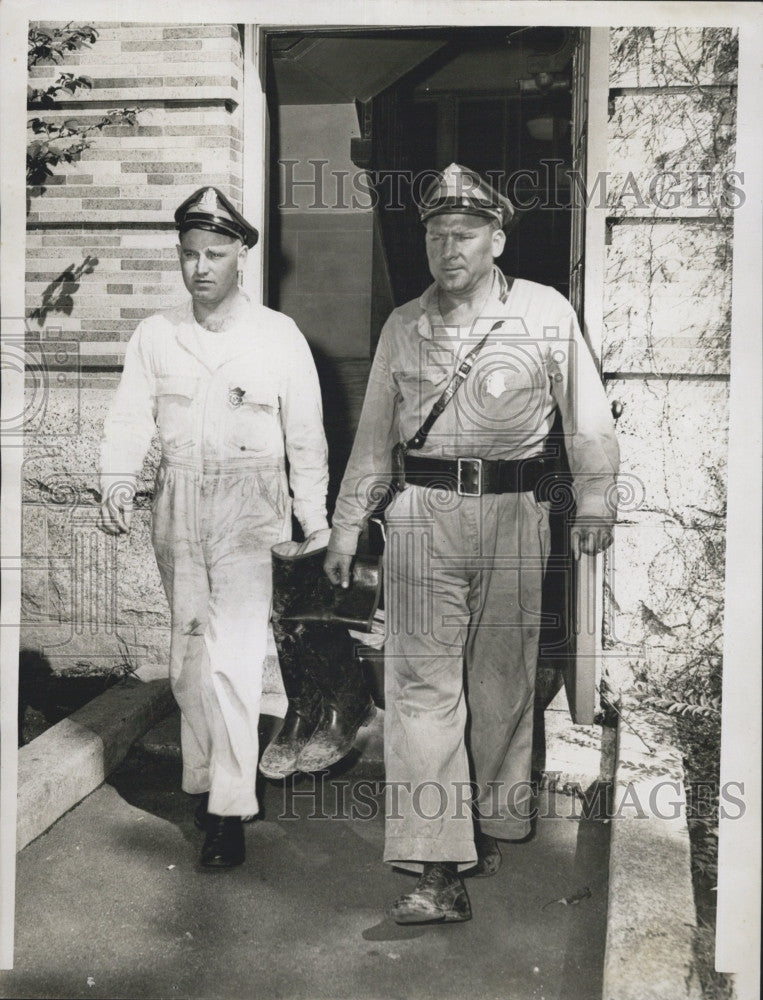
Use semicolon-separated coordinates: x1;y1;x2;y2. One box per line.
259;708;319;780
389;863;472;924
469;832;502;878
199;815;245;869
294;700;375;773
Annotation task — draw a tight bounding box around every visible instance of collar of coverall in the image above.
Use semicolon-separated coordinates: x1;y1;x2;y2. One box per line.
415;266;512;340
169;297;266;373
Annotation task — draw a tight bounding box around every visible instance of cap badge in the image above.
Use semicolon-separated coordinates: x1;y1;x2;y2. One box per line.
199;187;219;213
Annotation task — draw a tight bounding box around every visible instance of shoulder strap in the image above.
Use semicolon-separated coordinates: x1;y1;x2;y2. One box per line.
406;320;503;451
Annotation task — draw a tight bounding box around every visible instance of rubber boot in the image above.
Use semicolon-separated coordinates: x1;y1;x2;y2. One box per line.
294;622;375;773
260;546;325;780
260;620;323;779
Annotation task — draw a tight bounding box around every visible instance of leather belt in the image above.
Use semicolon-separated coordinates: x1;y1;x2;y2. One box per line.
403;453;562;497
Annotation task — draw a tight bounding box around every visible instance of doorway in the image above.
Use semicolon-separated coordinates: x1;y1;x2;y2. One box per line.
260;25;602;725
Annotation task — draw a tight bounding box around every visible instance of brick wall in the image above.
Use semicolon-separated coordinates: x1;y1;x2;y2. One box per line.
26;21;243;353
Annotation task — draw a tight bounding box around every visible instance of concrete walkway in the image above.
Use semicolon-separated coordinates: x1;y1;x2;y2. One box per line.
3;710;611;1000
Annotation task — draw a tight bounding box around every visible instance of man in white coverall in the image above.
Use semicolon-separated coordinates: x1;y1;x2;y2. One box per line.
99;187;330;869
325;164;619;922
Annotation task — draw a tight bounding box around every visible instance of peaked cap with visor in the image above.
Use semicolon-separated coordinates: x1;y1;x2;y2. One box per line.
174;186;259;248
418;163;514;229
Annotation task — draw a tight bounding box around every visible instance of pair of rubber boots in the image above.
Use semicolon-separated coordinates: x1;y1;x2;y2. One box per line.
259;540;378;780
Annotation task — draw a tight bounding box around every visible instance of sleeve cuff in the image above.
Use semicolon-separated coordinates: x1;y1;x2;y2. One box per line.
328;525;361;556
575;497;617;526
301;514;329;538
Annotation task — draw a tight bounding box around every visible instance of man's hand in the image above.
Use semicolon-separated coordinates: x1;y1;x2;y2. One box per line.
324;548;354;589
571;520;613;559
98;486;134;536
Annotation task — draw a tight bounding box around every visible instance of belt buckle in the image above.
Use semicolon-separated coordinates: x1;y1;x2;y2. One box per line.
457;457;483;497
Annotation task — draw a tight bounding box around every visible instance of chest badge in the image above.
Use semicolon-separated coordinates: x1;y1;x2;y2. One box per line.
483;370;509;400
228;386;245;408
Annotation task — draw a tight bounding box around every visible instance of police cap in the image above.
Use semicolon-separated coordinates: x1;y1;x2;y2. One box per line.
418;163;514;228
174;186;259;248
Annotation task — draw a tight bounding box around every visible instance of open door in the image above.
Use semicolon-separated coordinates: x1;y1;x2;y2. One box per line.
563;28;610;724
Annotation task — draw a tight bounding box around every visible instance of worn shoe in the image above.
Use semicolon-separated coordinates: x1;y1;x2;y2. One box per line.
259;708;319;780
470;832;502;877
389;863;472;924
199;814;245;869
295;700;375;773
194;794;254;830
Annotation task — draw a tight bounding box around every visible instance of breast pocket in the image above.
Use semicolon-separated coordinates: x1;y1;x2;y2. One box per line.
155;376;200;453
223;378;283;457
392;366;448;427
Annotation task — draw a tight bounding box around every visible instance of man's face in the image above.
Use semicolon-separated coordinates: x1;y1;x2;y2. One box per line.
425;214;505;297
177;229;246;308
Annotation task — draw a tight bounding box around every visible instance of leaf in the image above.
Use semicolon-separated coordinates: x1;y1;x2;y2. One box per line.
542;886;592;910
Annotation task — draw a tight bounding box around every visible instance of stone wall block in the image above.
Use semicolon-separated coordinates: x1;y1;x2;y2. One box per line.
609;27;738;88
606;378;728;523
606;517;724;652
604;517;724;697
20;621;170;681
608;91;737;220
22;385;161;504
29;21;242;103
21;506;168;628
603;222;732;374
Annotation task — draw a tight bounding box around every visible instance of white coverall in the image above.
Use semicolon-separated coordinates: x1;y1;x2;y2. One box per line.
329;269;619;871
100;300;328;817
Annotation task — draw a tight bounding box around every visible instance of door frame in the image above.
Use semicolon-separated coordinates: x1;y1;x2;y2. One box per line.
567;27;610;724
243;25;611;725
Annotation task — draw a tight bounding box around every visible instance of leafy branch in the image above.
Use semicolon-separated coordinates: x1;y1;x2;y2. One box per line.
27;22;141;191
27;110;140;186
28;23;99;67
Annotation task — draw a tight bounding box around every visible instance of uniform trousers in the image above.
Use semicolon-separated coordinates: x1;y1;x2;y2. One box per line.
383;484;550;873
151;454;291;818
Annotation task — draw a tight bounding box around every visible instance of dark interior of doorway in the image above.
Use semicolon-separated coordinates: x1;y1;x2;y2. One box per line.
266;26;575;329
369;28;574;309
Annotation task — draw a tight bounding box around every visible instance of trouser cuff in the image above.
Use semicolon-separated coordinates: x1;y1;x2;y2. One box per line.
476;817;532;841
384;835;478;874
181;765;210;796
